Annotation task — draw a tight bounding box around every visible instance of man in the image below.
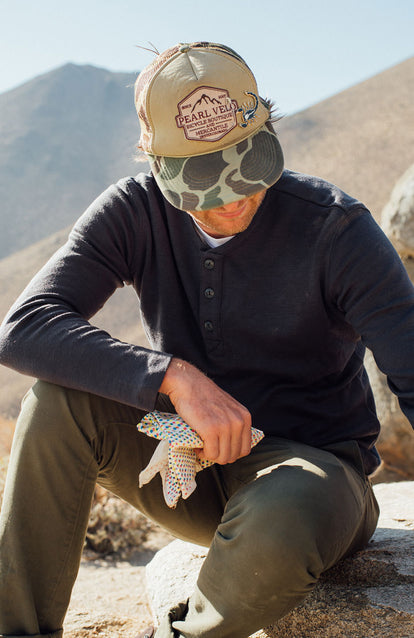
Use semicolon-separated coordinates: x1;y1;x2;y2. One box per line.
0;41;412;638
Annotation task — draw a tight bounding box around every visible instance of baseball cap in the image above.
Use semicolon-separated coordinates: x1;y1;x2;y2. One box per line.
134;42;284;211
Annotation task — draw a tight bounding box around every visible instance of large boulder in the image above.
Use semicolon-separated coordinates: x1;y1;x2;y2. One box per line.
366;164;414;482
381;164;414;258
146;482;414;638
365;349;414;481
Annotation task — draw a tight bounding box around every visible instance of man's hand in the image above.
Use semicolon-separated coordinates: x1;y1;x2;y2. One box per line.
159;358;252;465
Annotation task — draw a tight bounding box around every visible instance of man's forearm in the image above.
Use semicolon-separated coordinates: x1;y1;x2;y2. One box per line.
159;357;253;464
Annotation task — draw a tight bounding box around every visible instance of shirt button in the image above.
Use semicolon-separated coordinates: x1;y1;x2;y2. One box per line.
204;320;214;331
204;258;215;270
204;288;215;299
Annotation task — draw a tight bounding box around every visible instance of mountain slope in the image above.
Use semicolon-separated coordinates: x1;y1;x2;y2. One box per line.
0;63;143;258
278;57;414;219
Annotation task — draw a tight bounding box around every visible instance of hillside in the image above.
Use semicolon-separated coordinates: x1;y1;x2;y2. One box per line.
0;57;412;261
0;64;143;258
278;57;414;220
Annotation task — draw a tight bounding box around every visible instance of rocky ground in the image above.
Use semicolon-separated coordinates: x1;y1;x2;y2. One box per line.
65;527;173;638
65;489;175;637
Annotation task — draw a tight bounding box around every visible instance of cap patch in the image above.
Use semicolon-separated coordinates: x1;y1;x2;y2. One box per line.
237;91;259;128
175;86;238;142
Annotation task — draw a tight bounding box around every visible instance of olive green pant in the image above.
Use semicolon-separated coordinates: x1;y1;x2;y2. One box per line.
0;381;379;638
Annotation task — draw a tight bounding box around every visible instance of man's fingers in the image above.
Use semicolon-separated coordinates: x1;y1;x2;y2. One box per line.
229;423;252;462
226;420;244;463
197;424;252;464
227;408;252;461
240;420;253;457
201;434;221;463
200;414;252;465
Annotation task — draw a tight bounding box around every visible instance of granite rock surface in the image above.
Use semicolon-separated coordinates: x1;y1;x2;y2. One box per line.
146;482;414;637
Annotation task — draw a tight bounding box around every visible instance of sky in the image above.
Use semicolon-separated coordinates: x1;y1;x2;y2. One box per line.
0;0;413;115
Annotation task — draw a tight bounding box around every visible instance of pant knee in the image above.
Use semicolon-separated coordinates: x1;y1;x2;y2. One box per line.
198;484;321;628
218;476;328;582
12;380;102;474
16;381;66;436
22;379;79;416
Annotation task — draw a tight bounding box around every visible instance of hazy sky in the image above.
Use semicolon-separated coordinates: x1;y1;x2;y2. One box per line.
1;0;413;114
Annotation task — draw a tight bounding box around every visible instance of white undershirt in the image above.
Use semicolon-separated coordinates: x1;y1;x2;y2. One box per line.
192;220;234;248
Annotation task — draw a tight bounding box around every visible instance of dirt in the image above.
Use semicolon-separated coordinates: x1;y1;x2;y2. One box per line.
65;528;174;638
0;446;173;638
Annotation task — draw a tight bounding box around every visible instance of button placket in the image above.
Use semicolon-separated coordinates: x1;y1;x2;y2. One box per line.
199;253;222;340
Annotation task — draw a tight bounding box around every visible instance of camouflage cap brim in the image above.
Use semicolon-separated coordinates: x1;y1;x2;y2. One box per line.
147;122;284;212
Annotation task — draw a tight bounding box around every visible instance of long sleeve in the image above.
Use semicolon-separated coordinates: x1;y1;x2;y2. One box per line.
326;208;414;429
0;178;172;410
2;168;413;474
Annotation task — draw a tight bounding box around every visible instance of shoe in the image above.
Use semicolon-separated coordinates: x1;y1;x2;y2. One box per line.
135;627;155;638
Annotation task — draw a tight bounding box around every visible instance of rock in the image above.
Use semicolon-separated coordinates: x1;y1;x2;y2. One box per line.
146;482;414;637
365;349;414;481
381;164;414;258
364;164;414;482
146;539;206;624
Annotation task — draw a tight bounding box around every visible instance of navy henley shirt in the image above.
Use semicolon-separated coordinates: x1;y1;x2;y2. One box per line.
1;169;414;475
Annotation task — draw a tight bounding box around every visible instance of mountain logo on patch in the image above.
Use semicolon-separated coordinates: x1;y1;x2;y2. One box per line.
175;86;239;142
